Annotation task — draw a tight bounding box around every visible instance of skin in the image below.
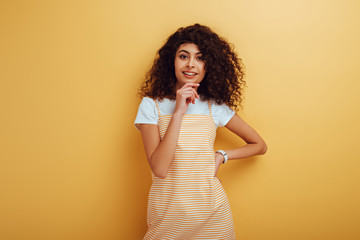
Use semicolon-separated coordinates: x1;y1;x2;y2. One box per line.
138;43;267;178
174;43;206;93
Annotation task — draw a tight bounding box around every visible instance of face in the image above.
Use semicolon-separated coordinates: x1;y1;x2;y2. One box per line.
174;43;206;90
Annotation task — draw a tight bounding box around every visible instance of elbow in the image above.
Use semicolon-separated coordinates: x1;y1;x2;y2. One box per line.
149;154;172;178
150;160;168;178
153;170;168;178
259;142;267;155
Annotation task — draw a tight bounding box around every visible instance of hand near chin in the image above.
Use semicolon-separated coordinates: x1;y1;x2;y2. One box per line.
174;83;200;115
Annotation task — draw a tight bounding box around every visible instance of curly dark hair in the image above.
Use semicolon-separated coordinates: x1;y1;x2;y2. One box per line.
139;23;246;111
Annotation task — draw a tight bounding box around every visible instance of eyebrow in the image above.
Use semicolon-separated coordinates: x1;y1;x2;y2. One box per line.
178;50;202;55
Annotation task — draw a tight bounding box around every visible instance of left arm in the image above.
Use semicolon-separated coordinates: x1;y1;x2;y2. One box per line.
214;113;267;172
223;113;267;160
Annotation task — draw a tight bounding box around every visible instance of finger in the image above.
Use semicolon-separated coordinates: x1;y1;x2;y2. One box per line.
183;82;200;87
178;85;197;92
188;94;195;104
181;87;198;96
180;83;200;90
178;90;198;104
188;88;199;101
182;93;195;103
191;88;199;99
177;92;193;102
179;88;198;99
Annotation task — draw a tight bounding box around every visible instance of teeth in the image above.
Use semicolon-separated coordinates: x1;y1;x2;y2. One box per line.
184;72;196;76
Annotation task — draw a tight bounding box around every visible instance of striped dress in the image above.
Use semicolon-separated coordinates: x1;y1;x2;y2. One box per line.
143;99;236;239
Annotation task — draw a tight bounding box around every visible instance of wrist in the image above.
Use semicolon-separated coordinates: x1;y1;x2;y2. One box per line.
215;150;228;164
172;111;184;118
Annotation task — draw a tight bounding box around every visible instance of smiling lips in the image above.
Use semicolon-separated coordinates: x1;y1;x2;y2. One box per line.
183;71;197;78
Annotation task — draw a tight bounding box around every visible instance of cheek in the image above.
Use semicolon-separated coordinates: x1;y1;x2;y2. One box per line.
200;64;206;74
175;60;185;71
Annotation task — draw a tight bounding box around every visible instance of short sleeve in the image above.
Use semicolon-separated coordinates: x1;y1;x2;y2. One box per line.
134;97;159;131
212;102;236;128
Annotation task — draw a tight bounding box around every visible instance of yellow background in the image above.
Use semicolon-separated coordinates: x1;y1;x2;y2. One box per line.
1;0;360;239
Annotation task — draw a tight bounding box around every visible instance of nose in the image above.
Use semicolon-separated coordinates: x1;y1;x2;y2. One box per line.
186;57;195;68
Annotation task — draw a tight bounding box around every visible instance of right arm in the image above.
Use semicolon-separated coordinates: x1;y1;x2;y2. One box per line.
138;83;199;178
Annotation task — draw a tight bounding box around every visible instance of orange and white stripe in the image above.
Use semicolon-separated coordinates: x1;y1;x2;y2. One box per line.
143;99;236;239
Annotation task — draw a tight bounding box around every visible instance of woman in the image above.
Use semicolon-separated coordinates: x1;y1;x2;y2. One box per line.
134;23;267;239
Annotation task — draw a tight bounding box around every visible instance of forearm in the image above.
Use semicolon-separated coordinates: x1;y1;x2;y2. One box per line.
150;113;183;177
225;142;267;161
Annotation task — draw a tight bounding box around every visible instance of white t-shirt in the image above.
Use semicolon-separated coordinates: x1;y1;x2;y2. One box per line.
134;96;236;131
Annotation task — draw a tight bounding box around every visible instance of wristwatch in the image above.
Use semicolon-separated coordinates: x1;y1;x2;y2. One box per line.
215;150;228;164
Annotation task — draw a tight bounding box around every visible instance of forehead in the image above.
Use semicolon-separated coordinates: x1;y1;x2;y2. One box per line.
176;43;201;53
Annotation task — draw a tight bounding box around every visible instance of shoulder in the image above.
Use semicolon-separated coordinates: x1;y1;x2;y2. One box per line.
139;96;156;106
134;97;159;130
211;99;234;112
211;100;236;127
137;96;158;114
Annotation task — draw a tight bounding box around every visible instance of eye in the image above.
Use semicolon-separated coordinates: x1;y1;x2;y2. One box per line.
197;56;204;61
179;54;188;59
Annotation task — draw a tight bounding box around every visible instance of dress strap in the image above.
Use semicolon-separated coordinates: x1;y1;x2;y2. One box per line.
153;98;161;116
207;100;213;117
